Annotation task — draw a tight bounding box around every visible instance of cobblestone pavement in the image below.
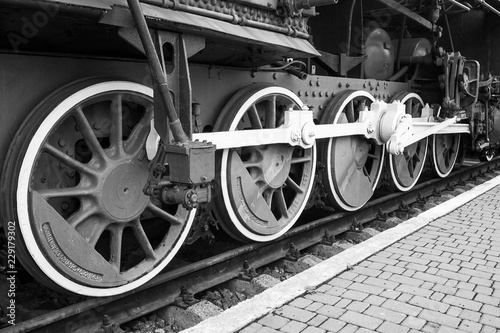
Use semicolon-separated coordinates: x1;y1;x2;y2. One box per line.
240;185;500;333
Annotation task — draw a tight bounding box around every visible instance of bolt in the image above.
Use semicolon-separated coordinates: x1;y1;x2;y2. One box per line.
312;91;316;97
41;177;47;183
338;82;342;88
61;202;69;211
367;124;374;134
316;81;320;87
94;122;101;130
200;175;208;182
346;83;350;88
58;139;66;147
67;170;75;178
309;131;315;138
309;80;313;86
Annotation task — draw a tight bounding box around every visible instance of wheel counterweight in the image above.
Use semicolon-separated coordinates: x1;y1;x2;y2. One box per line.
319;90;385;211
388;92;428;191
213;84;316;242
1;79;195;296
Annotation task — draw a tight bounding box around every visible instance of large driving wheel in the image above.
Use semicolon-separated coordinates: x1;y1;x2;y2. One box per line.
431;134;461;178
388;92;428;191
319;90;384;211
1;79;195;296
213;84;316;242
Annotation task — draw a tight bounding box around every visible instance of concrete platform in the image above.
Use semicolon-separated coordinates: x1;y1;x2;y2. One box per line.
181;174;500;333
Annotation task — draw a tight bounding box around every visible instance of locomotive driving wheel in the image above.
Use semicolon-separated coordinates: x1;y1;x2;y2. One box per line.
388;92;428;191
1;79;195;296
319;90;384;211
213;84;316;242
431;134;461;178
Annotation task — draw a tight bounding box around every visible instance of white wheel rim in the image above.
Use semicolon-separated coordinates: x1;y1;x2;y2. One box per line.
325;90;384;211
220;86;317;242
17;81;195;296
388;93;428;191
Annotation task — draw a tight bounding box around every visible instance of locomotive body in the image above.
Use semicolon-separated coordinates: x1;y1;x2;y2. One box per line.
1;0;499;297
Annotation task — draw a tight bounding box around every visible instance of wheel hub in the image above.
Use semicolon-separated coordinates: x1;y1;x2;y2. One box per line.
101;162;149;221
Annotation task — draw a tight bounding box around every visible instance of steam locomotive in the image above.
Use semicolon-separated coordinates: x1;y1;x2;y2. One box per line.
0;0;499;296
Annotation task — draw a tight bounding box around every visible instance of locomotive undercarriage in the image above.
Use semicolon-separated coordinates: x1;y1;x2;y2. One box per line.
1;0;500;297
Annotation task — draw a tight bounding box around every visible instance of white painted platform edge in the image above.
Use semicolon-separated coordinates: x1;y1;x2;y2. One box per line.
181;174;500;333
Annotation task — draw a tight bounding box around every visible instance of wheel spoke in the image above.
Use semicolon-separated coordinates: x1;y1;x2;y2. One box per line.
43;142;95;175
147;201;184;225
291;156;311;164
67;204;98;228
109;225;124;270
346;100;355;123
73;106;107;162
248;105;263;129
36;186;94;200
125;106;153;155
265;96;277;128
110;94;124;153
132;219;156;260
285;176;304;194
274;187;289;219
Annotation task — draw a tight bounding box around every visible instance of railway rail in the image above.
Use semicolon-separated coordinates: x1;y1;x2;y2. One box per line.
2;157;499;333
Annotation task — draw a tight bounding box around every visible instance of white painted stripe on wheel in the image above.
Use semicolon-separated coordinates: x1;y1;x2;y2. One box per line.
181;173;500;333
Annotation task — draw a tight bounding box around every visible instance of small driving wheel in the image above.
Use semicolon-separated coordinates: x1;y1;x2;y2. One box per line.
1;79;195;296
319;90;384;211
213;84;316;242
388;92;428;191
431;134;461;178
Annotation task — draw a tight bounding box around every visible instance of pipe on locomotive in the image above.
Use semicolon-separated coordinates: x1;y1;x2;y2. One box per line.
127;0;190;144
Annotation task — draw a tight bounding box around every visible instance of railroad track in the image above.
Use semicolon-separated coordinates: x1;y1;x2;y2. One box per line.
2;158;500;333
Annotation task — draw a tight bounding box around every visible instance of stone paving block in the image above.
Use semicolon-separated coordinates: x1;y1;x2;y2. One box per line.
328;278;353;289
379;290;401;300
409;296;449;314
454;288;476;300
480;314;500;329
307;314;328;327
257;314;289;329
441;295;482;311
275;305;316;323
480;325;498;333
436;269;470;282
363;276;400;290
474;294;500;306
388;274;423;287
305;302;323;312
401;316;426;330
381;299;421;317
326;286;348;297
301;326;325;333
459;320;483;333
352;266;382;278
280;320;308;333
395;284;433;298
315;304;345;318
335;299;351;308
240;323;263;333
418;309;461;328
459;267;493;280
304;292;341;305
456;281;475;291
364;305;406;324
289;297;313;309
365;295;386;306
436;326;464;333
338;324;358;333
347;282;384;295
319;318;346;332
339;310;383;330
469;276;493;287
480;304;500;317
412;271;448;285
459;309;481;322
342;290;369;301
345;301;369;312
256;327;280;333
376;321;410;333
